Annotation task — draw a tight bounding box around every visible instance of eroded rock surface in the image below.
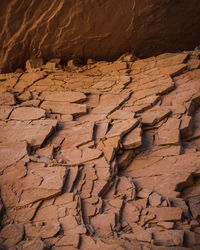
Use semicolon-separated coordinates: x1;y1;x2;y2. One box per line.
1;0;200;72
0;50;200;249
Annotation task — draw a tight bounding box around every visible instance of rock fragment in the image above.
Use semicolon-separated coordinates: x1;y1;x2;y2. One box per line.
0;224;24;248
10;107;45;120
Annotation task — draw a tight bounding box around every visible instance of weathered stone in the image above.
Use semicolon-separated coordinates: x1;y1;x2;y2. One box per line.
20;99;41;107
188;197;200;219
137;189;152;199
108;109;134;120
102;146;115;162
122;203;140;225
26;58;44;70
90;212;117;236
117;150;136;170
0;224;24;248
0;141;28;171
19;167;68;206
122;127;142;149
157;221;174;229
141;109;171;126
20;240;47;250
25;221;60;238
146;207;183;222
58;147;102;165
0;105;13;120
41;101;87;116
55;234;80;248
106;119;139;138
0;50;200;248
14;201;42;223
0;119;57;148
153;230;184;246
134;230;152;242
0;92;15;105
61;122;94;148
149;192;162;207
41;91;86;103
180;115;193;138
94;121;109;142
157;118;181;145
10;107;45;120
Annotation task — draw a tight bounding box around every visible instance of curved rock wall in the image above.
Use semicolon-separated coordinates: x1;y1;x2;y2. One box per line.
0;0;200;72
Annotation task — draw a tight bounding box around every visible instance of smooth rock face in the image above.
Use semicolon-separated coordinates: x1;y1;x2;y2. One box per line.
0;0;200;72
0;50;200;249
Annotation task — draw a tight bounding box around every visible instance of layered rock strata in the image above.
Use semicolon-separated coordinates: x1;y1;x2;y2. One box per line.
0;49;200;249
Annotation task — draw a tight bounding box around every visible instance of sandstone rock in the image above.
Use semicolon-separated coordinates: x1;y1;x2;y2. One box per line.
0;224;24;248
108;109;134;120
55;234;80;248
0;119;57;148
91;92;130;116
25;221;60;239
153;230;184;246
137;189;152;199
94;121;109;142
41;91;86;103
41;101;87;116
90;212;117;237
0;141;28;171
117;150;136;170
58;147;102;165
92;80;115;90
157;118;181;145
0;92;15;105
115;176;136;201
122;203;140;226
1;1;200;74
106;119;138;138
10;107;45;120
180;115;193;138
188;197;200;219
141;109;171;126
102;146;115;162
26;58;44;71
20;99;41;107
184;231;200;247
134;230;152;243
19;167;68;206
156;53;188;66
122;127;142;149
157;221;174;229
1;50;200;248
61;122;94;148
149;192;162;207
0;105;13;120
14;201;42;223
146;207;183;222
102;136;121;150
20;239;47;250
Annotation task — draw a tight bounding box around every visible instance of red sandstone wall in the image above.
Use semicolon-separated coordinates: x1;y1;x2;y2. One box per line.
0;0;200;72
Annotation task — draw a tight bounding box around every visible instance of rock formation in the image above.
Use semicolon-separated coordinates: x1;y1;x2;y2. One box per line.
0;48;200;249
0;0;200;73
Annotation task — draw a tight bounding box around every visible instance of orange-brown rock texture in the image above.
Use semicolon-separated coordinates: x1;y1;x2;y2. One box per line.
0;49;200;249
1;0;200;73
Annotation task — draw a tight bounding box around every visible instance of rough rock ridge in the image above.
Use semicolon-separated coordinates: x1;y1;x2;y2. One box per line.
0;49;200;249
1;0;200;73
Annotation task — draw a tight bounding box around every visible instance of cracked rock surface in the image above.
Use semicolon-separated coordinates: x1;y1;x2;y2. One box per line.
0;50;200;249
